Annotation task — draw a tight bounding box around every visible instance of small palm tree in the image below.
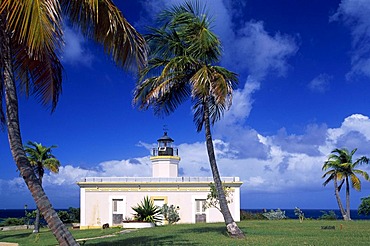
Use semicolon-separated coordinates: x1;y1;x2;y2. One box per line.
25;141;61;233
134;1;244;238
132;196;162;224
322;148;370;220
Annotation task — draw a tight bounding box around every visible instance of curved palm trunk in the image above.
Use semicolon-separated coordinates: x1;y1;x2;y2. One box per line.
203;101;245;239
345;177;351;220
2;24;78;246
334;176;346;220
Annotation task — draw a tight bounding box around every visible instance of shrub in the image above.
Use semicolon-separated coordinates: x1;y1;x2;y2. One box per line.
161;204;180;224
318;210;337;220
240;210;267;220
262;209;287;220
57;211;71;223
67;207;80;222
57;207;80;223
294;207;305;223
358;196;370;216
204;183;233;212
0;217;25;226
132;196;162;223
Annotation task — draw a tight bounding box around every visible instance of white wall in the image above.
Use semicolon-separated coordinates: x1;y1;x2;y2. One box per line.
80;186;240;229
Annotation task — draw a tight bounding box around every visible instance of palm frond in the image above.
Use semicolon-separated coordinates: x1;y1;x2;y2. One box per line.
350;174;361;191
61;0;148;70
338;179;344;192
322;173;334;187
353;156;369;167
353;169;370;181
1;0;63;58
193;97;205;132
13;42;62;112
24;141;60;173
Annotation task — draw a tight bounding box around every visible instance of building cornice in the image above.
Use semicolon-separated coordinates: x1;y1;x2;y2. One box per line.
150;155;181;161
82;187;238;192
77;181;243;188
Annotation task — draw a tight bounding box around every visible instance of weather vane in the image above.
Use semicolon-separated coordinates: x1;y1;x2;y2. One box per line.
163;124;169;133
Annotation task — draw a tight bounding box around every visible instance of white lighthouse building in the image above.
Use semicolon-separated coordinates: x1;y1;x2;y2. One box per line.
77;132;242;229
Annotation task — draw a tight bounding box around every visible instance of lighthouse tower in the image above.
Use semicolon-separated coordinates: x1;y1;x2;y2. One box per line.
150;132;180;178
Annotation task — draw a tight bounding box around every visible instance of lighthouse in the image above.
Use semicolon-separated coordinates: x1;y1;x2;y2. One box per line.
78;130;242;228
150;132;181;178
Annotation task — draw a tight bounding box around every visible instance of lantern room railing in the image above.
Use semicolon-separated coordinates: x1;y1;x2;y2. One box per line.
151;147;178;156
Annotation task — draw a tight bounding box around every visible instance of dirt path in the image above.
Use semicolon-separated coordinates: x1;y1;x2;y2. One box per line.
0;243;19;246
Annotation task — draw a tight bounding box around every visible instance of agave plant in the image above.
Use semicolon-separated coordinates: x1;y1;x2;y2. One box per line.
132;196;162;223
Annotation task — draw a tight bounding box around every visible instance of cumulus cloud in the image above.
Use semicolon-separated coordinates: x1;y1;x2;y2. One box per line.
62;27;94;66
331;0;370;80
308;73;332;93
221;20;299;79
3;114;370;208
43;157;152;187
220;77;260;127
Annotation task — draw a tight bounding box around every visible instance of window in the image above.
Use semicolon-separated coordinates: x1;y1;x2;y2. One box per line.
112;199;123;214
195;199;206;213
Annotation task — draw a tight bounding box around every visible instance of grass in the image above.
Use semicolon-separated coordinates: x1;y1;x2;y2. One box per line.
0;220;369;245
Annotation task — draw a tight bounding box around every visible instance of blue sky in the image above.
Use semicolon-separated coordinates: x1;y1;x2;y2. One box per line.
1;0;370;211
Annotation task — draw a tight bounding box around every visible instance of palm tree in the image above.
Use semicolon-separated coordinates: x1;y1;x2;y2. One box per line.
322;148;370;220
134;1;245;238
25;141;61;233
322;155;347;219
0;1;147;245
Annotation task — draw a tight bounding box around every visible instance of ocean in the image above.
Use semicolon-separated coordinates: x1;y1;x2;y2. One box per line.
242;209;370;220
0;209;64;223
1;209;369;222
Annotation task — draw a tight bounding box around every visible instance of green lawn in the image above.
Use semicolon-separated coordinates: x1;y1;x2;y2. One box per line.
1;220;369;246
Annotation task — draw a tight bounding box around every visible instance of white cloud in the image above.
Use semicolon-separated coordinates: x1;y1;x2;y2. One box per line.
308;73;332;93
3;114;370;208
221;20;299;79
43;165;99;186
331;0;370;80
220;77;260;127
62;27;94;66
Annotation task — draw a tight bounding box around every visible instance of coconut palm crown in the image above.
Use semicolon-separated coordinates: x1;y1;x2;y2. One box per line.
25;141;61;233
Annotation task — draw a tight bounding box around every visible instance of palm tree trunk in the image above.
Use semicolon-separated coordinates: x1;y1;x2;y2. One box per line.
203;101;245;239
33;167;43;233
334;176;346;220
345;177;351;220
34;209;40;233
2;24;78;246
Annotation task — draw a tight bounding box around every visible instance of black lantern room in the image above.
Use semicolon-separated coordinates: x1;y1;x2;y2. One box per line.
157;132;175;156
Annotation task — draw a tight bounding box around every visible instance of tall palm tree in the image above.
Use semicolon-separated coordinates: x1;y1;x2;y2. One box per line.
322;148;369;220
25;141;61;233
134;1;245;238
322;155;347;219
0;1;147;245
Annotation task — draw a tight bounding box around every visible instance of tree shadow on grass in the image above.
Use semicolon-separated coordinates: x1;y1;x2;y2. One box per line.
179;224;229;237
0;231;32;241
83;235;197;246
